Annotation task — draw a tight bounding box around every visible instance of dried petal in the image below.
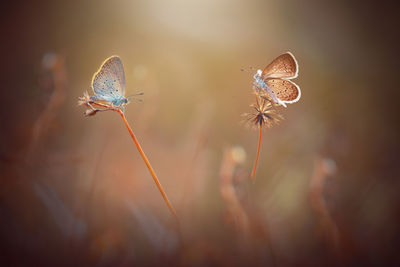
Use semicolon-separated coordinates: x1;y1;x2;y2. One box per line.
84;109;97;116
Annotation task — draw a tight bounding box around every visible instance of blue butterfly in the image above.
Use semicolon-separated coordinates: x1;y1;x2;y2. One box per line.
90;56;142;108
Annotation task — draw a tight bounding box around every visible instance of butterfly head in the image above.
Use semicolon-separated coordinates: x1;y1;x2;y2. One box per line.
121;97;131;107
253;69;263;80
111;97;129;107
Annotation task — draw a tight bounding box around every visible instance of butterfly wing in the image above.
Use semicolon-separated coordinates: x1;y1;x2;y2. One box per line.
91;56;126;99
262;52;298;79
265;78;301;104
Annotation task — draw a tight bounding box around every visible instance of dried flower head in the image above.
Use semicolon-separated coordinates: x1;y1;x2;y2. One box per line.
78;90;118;116
77;91;91;106
244;95;282;129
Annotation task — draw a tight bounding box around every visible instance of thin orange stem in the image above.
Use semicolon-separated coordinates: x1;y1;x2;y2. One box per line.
117;110;178;221
251;126;262;182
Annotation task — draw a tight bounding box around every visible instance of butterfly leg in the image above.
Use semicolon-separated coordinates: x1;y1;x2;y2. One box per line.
252;83;263;95
263;85;286;106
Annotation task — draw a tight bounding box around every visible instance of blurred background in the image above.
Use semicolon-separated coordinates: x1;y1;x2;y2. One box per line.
1;0;399;266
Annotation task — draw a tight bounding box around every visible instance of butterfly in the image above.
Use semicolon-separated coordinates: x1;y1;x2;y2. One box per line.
90;56;142;109
252;52;301;107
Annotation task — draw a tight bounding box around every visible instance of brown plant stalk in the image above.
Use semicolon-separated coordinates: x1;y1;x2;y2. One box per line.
251;126;262;182
118;110;178;220
80;98;178;222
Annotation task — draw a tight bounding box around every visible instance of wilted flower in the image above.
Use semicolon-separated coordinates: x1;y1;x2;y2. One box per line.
77;91;91;106
78;90;116;117
244;95;282;129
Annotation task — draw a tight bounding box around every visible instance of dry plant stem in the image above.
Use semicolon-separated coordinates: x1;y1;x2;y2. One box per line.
251;126;262;182
87;101;183;246
87;101;179;224
117;110;178;221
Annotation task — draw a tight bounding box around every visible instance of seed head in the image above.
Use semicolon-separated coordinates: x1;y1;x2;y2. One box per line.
244;95;282;128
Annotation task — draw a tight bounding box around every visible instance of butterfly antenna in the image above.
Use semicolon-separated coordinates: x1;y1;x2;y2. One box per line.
251;126;263;182
127;92;144;102
241;66;256;73
127;92;144;97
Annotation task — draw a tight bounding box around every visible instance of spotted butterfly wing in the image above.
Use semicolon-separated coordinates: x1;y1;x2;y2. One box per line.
262;52;298;79
265;78;301;105
91;56;126;100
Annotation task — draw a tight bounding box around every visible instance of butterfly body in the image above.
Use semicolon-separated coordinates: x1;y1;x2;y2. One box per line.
252;52;301;108
253;70;281;105
91;55;129;108
90;94;128;106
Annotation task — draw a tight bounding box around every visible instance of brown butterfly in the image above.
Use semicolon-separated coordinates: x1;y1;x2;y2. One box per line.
253;52;301;107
